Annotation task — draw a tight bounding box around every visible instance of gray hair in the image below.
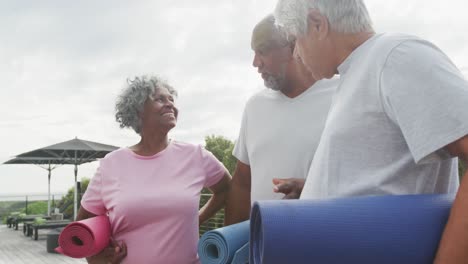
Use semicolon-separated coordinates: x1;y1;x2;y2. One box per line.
251;14;292;51
115;75;177;135
274;0;373;36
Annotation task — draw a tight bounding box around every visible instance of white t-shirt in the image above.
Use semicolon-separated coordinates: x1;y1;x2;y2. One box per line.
233;78;337;202
302;33;468;199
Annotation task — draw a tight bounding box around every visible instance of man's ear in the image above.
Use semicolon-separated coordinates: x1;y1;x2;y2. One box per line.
307;9;329;40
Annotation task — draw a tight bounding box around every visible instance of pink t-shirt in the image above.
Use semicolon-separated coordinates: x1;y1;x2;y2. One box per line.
81;141;226;264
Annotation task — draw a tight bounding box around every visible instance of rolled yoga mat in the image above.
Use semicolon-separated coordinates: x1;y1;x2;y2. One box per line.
198;220;250;264
231;242;250;264
55;215;111;258
250;194;454;264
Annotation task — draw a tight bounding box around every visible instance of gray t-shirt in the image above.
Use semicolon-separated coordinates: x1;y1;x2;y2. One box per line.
301;33;468;199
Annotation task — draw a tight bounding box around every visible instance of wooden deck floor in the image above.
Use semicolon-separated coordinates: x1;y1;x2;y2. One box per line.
0;225;86;264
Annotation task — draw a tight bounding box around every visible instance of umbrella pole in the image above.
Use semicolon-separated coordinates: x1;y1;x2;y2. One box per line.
47;164;51;216
74;163;78;220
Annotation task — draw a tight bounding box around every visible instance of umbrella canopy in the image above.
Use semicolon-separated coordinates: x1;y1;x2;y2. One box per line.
3;138;119;219
12;138;118;162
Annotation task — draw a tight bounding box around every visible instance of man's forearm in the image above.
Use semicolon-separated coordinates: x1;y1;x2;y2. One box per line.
224;184;250;225
434;169;468;263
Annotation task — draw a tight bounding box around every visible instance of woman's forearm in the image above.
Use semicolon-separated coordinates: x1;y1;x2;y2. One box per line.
199;190;228;224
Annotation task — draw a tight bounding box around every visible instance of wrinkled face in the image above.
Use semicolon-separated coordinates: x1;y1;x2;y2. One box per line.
141;87;178;131
292;12;336;81
294;33;329;80
252;43;292;91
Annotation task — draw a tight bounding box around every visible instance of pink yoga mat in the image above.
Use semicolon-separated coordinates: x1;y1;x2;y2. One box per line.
55;215;111;258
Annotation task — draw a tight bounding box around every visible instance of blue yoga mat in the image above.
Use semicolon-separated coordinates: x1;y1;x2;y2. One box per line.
231;242;249;264
198;220;250;264
250;194;454;264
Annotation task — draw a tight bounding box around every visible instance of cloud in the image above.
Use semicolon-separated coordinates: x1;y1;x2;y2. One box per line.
0;0;273;195
367;0;468;67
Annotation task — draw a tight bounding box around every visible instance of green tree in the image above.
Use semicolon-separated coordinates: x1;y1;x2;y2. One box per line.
199;135;236;234
21;201;47;215
204;135;236;174
460;159;466;181
57;177;90;218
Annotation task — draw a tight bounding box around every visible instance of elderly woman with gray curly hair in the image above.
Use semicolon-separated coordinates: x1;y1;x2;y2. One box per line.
76;75;232;264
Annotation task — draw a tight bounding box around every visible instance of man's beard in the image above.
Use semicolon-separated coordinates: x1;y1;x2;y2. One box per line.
264;74;286;91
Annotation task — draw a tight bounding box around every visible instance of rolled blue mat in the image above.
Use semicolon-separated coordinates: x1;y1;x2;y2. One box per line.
199;221;250;264
250;194;454;264
231;243;249;264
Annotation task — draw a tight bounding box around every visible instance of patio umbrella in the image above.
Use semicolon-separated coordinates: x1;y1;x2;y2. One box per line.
3;137;119;219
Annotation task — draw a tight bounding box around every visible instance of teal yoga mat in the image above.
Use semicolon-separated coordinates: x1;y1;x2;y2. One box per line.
250;194;454;264
198;221;250;264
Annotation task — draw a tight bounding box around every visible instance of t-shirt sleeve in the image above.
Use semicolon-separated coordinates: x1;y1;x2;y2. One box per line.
200;146;227;188
232;104;250;165
80;164;107;215
381;39;468;163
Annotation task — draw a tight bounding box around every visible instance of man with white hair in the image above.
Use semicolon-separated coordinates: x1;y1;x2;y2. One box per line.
274;0;468;262
224;14;337;225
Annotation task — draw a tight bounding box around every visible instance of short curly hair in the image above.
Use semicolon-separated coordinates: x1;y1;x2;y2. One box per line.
115;75;177;135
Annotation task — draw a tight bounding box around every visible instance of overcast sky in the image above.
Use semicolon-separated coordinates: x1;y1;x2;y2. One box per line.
0;0;467;197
